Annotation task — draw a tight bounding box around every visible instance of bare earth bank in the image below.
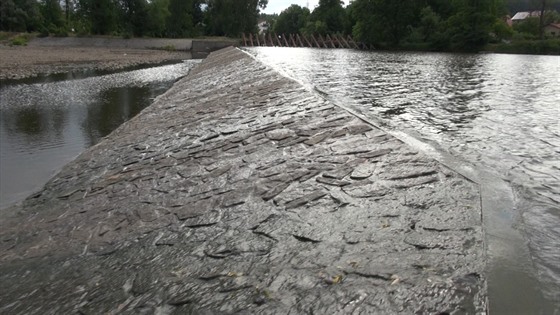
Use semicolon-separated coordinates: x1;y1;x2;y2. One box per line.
0;45;191;81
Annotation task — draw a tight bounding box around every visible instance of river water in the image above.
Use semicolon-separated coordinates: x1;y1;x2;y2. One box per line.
0;61;199;209
247;47;560;312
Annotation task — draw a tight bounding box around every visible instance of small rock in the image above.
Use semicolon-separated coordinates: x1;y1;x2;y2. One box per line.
265;128;295;141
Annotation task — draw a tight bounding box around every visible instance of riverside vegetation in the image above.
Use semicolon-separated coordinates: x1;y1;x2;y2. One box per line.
2;0;559;54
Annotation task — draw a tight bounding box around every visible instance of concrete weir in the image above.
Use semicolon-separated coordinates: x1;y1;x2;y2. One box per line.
0;47;486;314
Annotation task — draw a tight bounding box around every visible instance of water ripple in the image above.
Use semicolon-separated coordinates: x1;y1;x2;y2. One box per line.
247;47;560;305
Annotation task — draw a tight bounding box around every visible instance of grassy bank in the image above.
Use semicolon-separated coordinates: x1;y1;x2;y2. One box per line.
485;39;560;55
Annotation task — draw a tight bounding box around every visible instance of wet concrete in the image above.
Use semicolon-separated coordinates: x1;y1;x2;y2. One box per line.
0;47;486;314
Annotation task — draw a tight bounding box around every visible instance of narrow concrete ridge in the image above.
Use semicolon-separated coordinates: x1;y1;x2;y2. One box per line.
0;47;486;314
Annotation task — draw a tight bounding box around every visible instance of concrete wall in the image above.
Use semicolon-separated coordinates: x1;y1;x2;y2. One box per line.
191;39;240;54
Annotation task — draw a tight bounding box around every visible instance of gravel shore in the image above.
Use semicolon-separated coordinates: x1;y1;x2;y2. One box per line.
0;45;191;81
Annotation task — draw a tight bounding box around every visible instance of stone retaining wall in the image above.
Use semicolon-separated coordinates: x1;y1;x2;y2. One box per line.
0;47;486;314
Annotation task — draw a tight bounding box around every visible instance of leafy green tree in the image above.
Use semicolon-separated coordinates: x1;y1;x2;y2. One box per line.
40;0;65;32
64;0;71;25
75;0;118;34
309;0;346;34
351;0;377;44
352;0;419;46
205;0;268;37
426;0;455;18
118;0;149;36
407;5;449;49
146;0;170;37
273;4;310;34
166;0;202;37
1;0;26;31
446;0;495;51
514;16;541;35
0;0;43;32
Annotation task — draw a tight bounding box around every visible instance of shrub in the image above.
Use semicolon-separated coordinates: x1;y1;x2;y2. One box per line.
162;45;176;51
489;39;560;55
0;32;11;41
10;34;30;46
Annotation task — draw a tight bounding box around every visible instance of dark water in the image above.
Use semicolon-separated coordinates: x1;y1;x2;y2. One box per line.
247;47;560;312
0;61;199;208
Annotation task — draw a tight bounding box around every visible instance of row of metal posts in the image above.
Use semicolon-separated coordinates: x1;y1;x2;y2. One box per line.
242;33;368;49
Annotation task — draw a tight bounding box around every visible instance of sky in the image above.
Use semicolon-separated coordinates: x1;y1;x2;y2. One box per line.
262;0;349;15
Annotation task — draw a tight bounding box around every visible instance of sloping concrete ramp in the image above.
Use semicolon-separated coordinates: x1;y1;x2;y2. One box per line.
0;47;486;314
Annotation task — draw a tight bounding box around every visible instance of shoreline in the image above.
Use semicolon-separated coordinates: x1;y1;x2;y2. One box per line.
0;45;193;81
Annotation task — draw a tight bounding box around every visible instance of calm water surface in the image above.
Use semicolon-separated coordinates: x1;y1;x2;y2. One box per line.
0;61;199;208
248;47;559;311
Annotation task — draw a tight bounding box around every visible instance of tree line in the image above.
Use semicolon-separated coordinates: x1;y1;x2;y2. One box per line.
0;0;268;38
1;0;558;52
270;0;560;51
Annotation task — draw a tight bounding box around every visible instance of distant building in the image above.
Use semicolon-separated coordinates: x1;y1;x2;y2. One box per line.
511;11;541;24
544;23;560;37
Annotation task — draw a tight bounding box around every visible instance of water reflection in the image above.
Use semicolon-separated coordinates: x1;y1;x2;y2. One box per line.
82;86;164;146
247;47;560;308
0;61;199;209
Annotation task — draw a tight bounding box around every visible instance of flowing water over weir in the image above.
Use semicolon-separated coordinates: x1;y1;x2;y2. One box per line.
0;47;557;313
247;47;560;312
0;61;200;208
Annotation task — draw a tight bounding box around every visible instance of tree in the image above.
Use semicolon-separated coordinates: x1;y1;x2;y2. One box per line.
75;0;118;35
0;0;43;32
146;0;170;37
41;0;65;32
418;6;447;47
309;0;346;34
446;0;495;51
118;0;149;36
165;0;202;37
205;0;268;37
64;0;72;25
273;4;310;34
351;0;419;46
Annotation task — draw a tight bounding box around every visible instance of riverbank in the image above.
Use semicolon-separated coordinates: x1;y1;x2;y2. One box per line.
0;45;191;81
485;39;560;55
0;36;239;81
0;47;486;314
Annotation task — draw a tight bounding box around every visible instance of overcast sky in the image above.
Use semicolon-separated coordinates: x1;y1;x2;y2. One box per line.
262;0;349;15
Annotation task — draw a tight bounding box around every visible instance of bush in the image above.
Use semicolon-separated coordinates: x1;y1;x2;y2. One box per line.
512;32;538;41
488;39;560;55
10;34;30;46
38;28;50;38
0;32;11;41
54;29;68;37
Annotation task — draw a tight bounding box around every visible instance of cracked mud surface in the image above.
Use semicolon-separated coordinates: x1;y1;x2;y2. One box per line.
0;47;486;314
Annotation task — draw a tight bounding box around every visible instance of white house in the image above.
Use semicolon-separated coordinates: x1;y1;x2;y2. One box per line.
511;11;541;24
544;23;560;37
